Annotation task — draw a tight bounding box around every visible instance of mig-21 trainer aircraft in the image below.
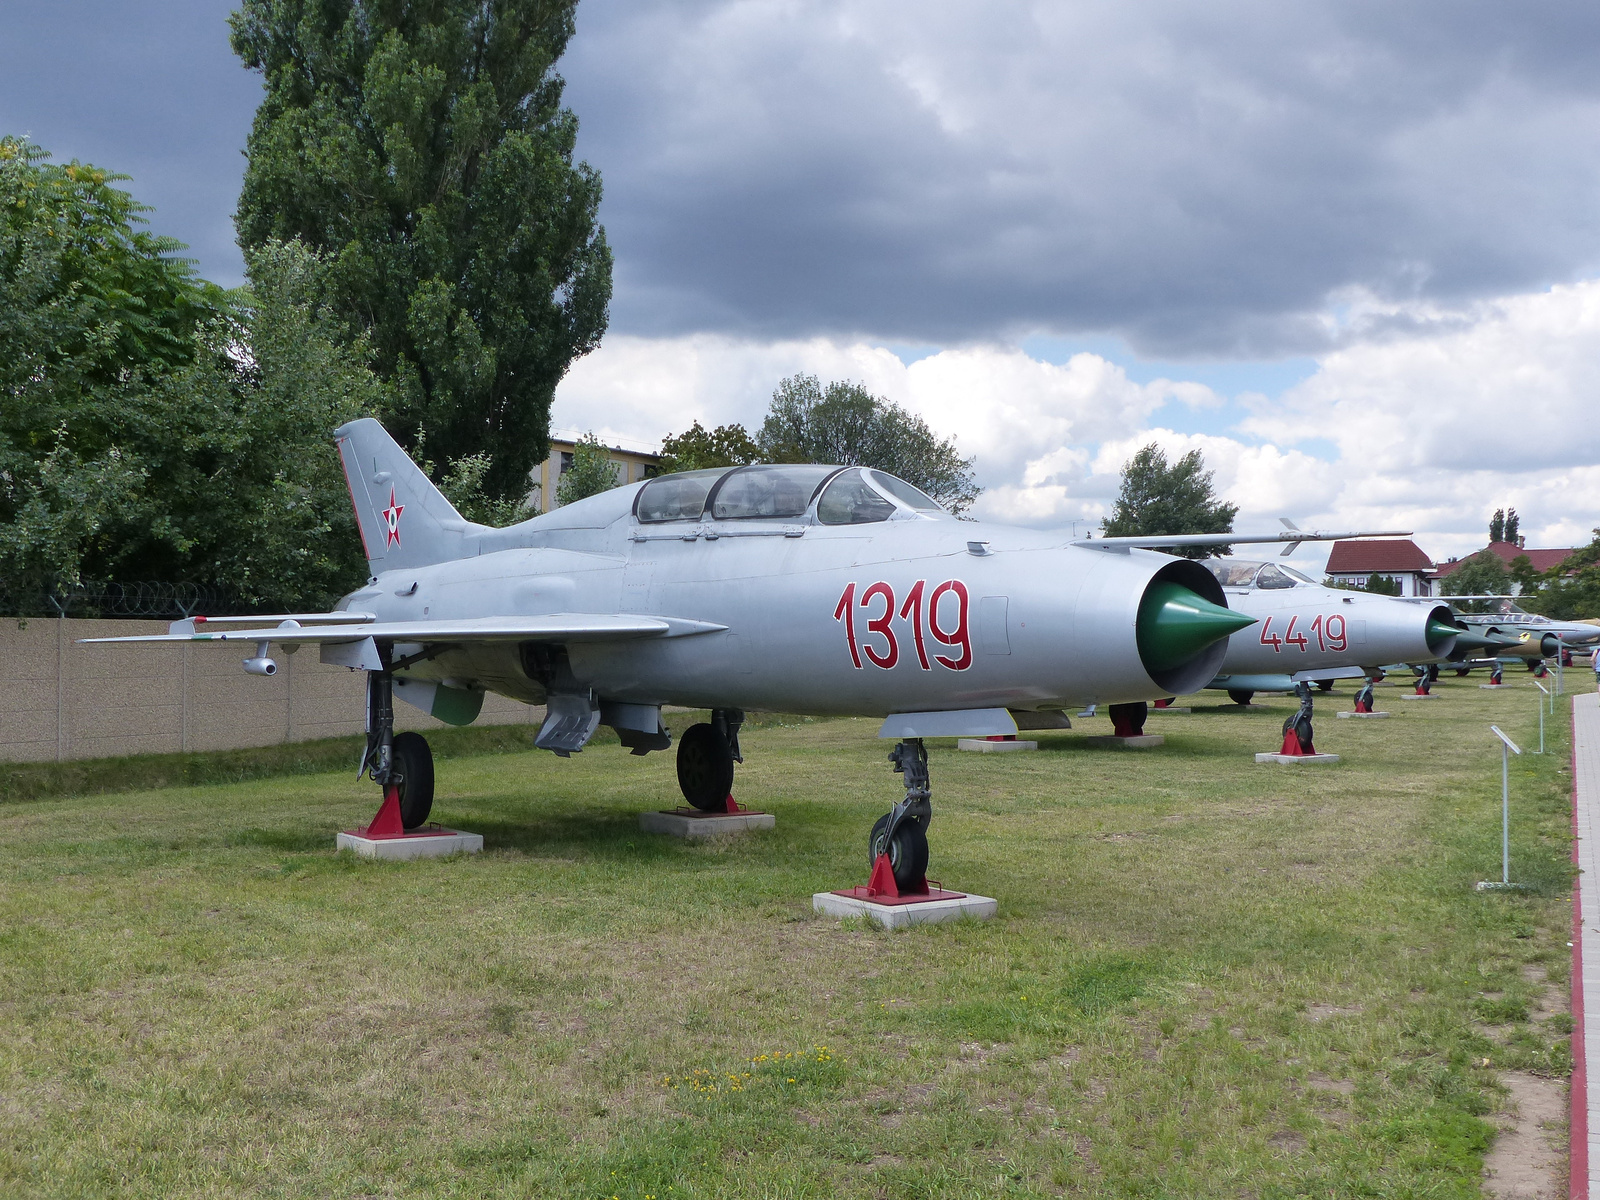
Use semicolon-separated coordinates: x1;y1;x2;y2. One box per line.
88;420;1399;891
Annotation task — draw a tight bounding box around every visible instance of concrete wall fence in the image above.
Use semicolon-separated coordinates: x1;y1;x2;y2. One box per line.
1;618;541;764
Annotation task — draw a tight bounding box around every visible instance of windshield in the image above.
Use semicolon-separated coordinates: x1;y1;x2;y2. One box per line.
867;470;943;512
1280;565;1317;584
634;469;726;523
818;469;897;525
1208;559;1265;587
709;465;837;520
1254;563;1297;589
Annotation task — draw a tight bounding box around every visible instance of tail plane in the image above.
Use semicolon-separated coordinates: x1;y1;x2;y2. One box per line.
335;418;482;573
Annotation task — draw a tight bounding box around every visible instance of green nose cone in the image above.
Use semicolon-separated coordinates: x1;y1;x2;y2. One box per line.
1136;581;1257;674
1425;617;1462;650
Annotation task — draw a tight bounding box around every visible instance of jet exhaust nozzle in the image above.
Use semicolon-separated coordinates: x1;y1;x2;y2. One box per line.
243;656;278;677
1136;579;1256;676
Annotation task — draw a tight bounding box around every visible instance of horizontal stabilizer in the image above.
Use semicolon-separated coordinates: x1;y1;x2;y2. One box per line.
81;613;727;647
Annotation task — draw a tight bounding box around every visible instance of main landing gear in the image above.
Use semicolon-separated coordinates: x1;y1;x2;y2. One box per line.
1108;701;1148;737
676;708;745;812
1228;689;1255;706
1278;681;1317;755
867;740;933;895
359;667;435;834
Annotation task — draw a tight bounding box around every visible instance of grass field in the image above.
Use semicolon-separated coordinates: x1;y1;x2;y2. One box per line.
0;681;1580;1198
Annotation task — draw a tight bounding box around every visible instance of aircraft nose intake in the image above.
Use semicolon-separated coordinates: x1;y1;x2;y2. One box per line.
1136;582;1257;674
1425;617;1462;651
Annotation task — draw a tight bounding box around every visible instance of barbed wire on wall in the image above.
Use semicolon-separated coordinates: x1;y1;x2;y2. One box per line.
0;580;250;620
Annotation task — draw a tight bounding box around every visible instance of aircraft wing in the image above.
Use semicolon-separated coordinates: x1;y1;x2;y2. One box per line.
1076;529;1410;555
80;613;726;646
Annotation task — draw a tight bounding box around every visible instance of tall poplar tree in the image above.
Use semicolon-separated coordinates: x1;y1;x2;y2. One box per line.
231;0;612;501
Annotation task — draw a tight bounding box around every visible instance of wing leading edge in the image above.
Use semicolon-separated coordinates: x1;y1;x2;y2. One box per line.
79;613;727;647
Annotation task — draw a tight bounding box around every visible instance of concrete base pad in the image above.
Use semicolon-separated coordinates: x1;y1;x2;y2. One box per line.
336;827;483;860
639;810;775;837
1084;734;1165;748
1479;683;1511;690
957;738;1038;752
1336;711;1391;719
1256;752;1341;764
1400;693;1440;700
813;890;997;929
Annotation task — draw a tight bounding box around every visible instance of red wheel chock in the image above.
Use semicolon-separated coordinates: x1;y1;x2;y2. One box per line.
864;852;929;900
1278;728;1316;756
1354;696;1373;714
365;785;404;837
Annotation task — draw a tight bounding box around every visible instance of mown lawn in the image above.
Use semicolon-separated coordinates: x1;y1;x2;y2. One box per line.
0;682;1579;1198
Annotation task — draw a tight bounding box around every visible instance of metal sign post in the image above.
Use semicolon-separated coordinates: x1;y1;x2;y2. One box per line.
1534;681;1548;754
1477;726;1524;891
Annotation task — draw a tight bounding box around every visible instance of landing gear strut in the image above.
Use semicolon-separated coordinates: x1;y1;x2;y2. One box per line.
868;739;932;894
1353;679;1376;713
355;667;435;834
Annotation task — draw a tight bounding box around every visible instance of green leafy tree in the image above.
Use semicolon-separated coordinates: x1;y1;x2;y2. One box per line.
555;433;620;505
1102;444;1238;559
1489;508;1506;543
231;0;613;503
0;139;391;612
1363;574;1402;595
1521;530;1600;620
1509;553;1540;595
756;375;980;515
1440;550;1510;612
1505;508;1520;545
658;421;761;473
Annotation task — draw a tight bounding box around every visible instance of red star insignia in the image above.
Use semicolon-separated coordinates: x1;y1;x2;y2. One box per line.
382;485;404;548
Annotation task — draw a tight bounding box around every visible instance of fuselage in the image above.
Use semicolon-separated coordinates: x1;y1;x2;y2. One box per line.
338;479;1237;717
1203;558;1458;681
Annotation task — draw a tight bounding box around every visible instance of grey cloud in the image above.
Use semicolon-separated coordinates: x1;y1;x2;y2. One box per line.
0;1;261;287
563;0;1600;355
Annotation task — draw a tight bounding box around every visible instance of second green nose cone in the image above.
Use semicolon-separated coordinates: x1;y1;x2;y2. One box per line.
1136;581;1257;674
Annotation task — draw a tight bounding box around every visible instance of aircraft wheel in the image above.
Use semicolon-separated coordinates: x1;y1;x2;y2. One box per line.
1455;667;1470;677
869;813;929;891
1227;689;1254;706
392;731;435;829
677;723;735;811
1316;680;1334;693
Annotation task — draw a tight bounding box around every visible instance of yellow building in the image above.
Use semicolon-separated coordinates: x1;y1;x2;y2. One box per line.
529;435;661;512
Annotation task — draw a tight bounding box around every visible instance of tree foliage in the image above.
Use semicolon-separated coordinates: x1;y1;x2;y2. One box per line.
754;375;980;515
1440;550;1510;612
1521;530;1600;620
1363;574;1402;595
0;138;394;612
1505;508;1520;545
231;0;612;502
658;421;761;474
555;433;620;505
1102;444;1238;559
1489;508;1505;544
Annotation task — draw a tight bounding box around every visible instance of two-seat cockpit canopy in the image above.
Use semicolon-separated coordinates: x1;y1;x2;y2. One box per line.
1206;559;1320;590
633;464;945;526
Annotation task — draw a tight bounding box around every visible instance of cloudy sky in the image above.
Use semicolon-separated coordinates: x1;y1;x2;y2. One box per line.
5;1;1599;565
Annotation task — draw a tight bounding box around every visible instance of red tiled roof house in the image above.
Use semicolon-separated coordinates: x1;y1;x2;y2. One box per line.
1324;539;1437;597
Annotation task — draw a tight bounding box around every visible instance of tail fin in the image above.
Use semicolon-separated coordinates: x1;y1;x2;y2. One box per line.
334;418;480;572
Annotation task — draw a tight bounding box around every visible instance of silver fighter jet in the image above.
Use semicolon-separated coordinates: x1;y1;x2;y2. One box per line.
88;420;1395;889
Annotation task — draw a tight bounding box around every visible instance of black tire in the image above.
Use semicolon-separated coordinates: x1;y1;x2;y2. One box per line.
1455;667;1470;677
1227;689;1254;706
869;813;930;891
677;722;735;811
1316;680;1334;693
391;731;434;829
